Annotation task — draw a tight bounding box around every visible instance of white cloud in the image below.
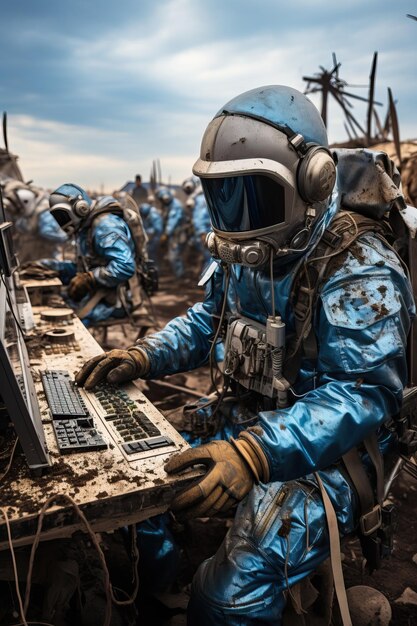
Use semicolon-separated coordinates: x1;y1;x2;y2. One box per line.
7;113;207;191
3;1;416;190
8;116;139;192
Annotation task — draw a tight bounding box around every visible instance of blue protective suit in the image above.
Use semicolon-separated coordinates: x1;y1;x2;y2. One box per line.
135;159;415;623
6;184;68;262
15;208;68;244
37;210;68;244
41;212;136;326
3;181;67;245
164;197;188;278
140;203;164;263
14;208;68;262
192;190;212;265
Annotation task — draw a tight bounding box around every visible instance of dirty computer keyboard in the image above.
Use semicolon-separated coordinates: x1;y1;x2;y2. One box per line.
93;382;173;455
41;370;89;419
52;418;107;454
41;371;173;456
42;371;107;454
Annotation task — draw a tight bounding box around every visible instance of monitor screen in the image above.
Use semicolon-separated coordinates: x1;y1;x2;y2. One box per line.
0;188;17;276
0;184;6;222
0;222;18;276
0;277;50;470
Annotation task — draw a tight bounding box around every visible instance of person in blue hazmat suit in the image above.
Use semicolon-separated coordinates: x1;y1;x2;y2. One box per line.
75;85;415;625
40;183;137;326
156;186;188;278
1;178;68;262
182;176;212;267
139;200;164;266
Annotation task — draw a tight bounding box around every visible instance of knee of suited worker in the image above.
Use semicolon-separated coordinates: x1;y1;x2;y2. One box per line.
190;531;278;609
189;554;285;625
191;556;231;607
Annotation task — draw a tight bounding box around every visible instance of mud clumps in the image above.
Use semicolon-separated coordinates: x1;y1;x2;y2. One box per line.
371;302;389;320
0;453;102;516
108;471;128;484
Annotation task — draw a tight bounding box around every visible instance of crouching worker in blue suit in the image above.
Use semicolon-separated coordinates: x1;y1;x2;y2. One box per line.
75;85;415;625
1;178;68;262
40;184;137;326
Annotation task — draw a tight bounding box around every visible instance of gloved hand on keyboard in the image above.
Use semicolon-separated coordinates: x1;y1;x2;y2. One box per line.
164;433;270;519
75;347;150;390
68;271;96;301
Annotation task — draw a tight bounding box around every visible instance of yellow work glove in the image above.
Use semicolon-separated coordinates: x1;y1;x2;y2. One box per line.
164;433;270;520
75;347;150;390
68;271;96;302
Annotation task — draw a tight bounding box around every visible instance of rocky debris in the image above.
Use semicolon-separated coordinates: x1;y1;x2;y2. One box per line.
395;587;417;606
346;586;392;626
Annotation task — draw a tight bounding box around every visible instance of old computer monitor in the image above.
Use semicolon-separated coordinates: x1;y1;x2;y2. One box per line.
0;222;18;277
0;186;18;277
0;275;51;470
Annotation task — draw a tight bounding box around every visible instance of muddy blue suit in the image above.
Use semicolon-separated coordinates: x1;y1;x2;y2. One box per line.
140;203;164;264
192;190;211;265
41;212;136;326
165;197;188;278
136;162;414;623
15;208;68;244
6;186;68;261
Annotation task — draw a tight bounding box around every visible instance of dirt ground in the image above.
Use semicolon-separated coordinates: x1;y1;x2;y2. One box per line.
95;251;417;626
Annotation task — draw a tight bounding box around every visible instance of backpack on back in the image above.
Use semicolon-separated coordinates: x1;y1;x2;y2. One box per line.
79;195;158;324
290;148;417;386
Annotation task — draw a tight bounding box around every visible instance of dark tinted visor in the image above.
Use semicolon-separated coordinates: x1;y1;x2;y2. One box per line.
50;207;73;230
201;174;285;233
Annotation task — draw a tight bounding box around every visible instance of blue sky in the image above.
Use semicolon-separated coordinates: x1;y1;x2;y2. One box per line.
0;0;416;191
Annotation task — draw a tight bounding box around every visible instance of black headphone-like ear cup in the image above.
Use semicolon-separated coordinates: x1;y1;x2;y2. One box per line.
297;146;336;203
73;198;91;218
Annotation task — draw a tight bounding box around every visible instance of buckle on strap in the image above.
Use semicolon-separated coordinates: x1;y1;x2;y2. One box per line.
360;505;382;536
321;228;343;248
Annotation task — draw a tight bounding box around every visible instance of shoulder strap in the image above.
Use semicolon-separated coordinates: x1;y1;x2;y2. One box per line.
314;472;353;626
85;203;128;255
84;201;124;230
